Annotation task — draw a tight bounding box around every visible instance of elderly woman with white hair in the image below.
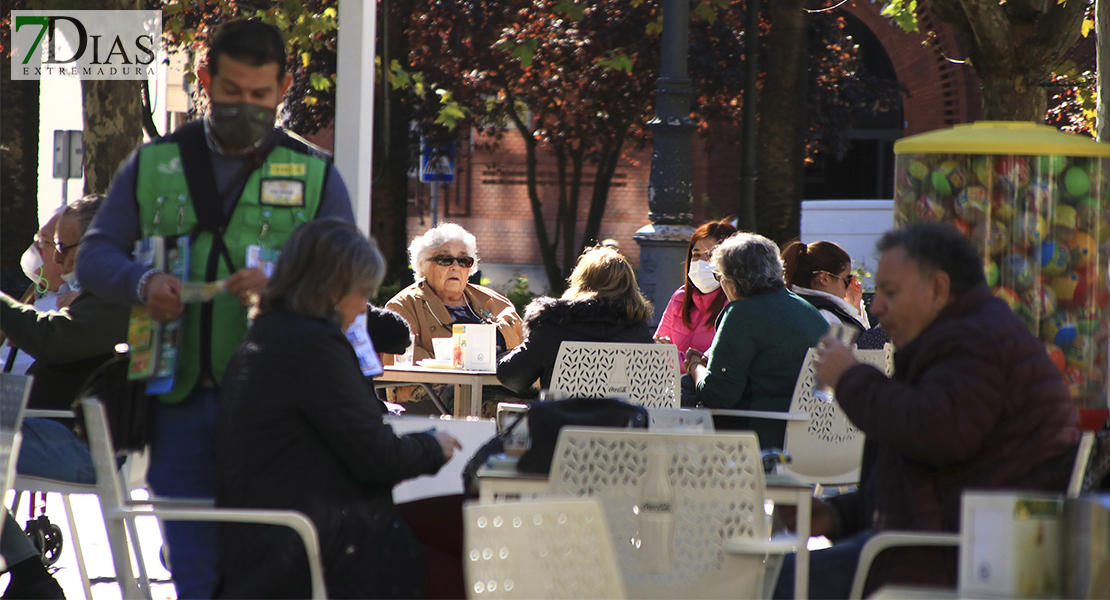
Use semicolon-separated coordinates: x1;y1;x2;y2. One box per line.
684;232;828;449
386;223;523;364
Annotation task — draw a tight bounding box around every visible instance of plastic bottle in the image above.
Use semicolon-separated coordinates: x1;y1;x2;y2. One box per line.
638;448;675;574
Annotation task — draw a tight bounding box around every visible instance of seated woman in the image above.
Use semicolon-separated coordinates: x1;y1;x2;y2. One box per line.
498;246;654;394
215;218;462;599
386;223;523;362
654;219;737;368
684;233;828;449
781;240;869;334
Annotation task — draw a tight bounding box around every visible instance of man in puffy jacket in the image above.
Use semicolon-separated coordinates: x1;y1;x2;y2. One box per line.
774;223;1080;599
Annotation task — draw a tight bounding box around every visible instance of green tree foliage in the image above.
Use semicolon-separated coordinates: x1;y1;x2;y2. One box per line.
155;0;339;134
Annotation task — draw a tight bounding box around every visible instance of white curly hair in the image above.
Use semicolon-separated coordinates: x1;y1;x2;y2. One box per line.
408;222;480;280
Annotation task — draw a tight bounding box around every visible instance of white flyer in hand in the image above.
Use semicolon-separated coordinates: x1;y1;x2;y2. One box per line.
345;313;384;377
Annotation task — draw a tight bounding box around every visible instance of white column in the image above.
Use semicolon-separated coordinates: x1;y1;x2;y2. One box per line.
334;0;376;235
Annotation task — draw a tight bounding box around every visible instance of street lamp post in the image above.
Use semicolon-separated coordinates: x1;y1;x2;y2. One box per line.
634;0;696;325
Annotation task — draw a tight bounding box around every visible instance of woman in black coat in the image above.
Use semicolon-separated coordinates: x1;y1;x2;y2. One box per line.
497;246;654;393
215;219;461;599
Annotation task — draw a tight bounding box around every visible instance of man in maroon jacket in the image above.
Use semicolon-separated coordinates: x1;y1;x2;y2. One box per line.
774;223;1081;599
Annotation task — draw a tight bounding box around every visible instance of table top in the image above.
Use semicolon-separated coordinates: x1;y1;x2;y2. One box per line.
379;365;497;377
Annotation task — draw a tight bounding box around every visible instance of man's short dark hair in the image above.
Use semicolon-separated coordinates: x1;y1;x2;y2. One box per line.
877;223;986;295
206;18;287;80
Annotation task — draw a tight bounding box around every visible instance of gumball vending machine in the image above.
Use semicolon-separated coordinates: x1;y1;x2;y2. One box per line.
893;122;1110;413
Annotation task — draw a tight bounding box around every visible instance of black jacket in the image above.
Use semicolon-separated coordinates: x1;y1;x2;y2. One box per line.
215;309;445;599
497;296;653;394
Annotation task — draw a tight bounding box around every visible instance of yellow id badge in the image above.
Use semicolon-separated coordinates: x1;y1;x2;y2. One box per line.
260;178;305;207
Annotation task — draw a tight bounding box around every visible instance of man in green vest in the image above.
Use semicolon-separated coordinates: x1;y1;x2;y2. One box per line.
78;18;354;598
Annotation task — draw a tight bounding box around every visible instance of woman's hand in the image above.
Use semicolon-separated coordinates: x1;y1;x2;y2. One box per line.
814;336;857;390
653;334;673;345
435;431;463;462
846;276;864;310
683;348;707;377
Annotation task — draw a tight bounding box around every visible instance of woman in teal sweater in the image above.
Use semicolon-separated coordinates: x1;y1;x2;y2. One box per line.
684;232;829;448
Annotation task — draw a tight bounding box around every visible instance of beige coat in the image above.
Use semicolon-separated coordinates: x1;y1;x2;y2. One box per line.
384;280;523;363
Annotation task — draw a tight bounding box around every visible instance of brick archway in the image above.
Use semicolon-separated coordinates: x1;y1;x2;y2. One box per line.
841;2;983;136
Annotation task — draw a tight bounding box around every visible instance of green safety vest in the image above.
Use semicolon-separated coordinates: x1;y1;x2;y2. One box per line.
134;127;328;402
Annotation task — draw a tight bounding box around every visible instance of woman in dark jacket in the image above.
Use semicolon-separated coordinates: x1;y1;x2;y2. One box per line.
215;219;461;599
498;246;653;393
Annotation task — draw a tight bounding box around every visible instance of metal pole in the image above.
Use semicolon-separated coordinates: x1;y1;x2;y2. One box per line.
738;0;759;231
61;177;68;207
430;183;439;227
634;0;697;325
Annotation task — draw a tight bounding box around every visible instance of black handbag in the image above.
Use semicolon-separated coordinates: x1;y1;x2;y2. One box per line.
72;347;153;453
461;397;648;497
516;397;649;473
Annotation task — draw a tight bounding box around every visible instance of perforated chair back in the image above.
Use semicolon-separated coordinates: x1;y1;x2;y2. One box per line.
463;498;625;599
548;428;775;599
779;344;894;486
549;342;680;408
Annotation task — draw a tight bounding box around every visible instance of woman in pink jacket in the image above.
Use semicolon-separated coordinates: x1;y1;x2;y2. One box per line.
654;219;737;403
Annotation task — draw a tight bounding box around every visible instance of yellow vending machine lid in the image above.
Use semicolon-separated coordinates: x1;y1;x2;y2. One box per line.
894;121;1110;158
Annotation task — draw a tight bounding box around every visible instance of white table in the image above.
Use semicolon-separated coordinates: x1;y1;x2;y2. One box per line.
375;365;500;417
765;473;815;600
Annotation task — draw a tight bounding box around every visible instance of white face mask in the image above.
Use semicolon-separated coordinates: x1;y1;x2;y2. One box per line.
60;270;80;293
688;260;720;294
20;244;49;294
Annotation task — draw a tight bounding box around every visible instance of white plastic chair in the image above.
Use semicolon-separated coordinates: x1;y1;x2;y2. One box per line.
845;430;1096;600
9;409;154;600
548;342;680;408
647;407;714;432
80;397;328;599
463;498;625;599
710;344;894;487
547;427;798;599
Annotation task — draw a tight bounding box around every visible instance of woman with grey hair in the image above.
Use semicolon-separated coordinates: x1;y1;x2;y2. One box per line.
386;222;523;363
216;218;462;598
684;232;828;448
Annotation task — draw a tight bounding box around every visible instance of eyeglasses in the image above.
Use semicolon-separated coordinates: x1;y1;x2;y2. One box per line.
54;237;81;256
712;272;726;283
430;255;475;268
820;270;855;287
33;236;56;252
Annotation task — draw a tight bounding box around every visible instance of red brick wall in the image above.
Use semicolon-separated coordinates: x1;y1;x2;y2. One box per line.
408;130;652;269
843;1;983;135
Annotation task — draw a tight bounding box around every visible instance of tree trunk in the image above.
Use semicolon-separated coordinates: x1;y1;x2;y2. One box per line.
754;0;806;246
582;133;624;250
371;0;416;284
81;79;144;194
508;107;563;293
928;0;1087;123
0;58;41;293
1098;0;1109;142
80;0;144;195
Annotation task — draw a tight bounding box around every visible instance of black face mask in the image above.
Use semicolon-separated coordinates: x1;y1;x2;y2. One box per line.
209;102;276;150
